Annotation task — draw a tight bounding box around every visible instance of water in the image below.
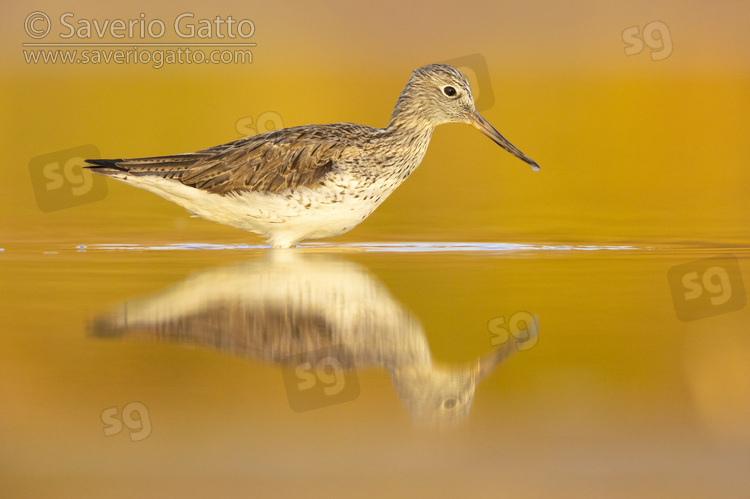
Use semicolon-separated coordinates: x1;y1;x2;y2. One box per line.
2;242;748;497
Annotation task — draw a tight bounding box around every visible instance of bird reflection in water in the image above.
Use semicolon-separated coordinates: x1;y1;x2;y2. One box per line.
89;252;534;428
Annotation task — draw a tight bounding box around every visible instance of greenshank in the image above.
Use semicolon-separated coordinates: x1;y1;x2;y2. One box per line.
86;63;539;248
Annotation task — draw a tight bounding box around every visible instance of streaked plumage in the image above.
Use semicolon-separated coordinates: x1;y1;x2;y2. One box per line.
86;63;539;248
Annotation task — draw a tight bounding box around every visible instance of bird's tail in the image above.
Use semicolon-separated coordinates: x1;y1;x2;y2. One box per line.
84;158;127;176
84;154;211;181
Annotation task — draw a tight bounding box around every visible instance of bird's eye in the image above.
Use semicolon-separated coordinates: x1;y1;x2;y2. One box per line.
442;86;457;97
443;398;457;409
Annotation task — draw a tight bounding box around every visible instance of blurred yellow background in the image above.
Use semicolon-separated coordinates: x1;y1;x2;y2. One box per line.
2;2;750;496
2;0;749;245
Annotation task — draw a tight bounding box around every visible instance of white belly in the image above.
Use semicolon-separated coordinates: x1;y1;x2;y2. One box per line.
112;174;392;248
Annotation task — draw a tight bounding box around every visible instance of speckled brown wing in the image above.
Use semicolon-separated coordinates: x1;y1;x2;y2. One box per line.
85;125;351;195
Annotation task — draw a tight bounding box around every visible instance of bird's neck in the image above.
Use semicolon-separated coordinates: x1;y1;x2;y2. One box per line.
364;116;434;184
381;116;434;161
384;104;436;149
386;92;435;132
355;94;437;179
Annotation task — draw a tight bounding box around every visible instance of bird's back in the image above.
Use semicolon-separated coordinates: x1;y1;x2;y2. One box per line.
86;122;384;196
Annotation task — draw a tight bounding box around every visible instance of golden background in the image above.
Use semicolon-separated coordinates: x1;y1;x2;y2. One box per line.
1;1;749;497
2;0;748;245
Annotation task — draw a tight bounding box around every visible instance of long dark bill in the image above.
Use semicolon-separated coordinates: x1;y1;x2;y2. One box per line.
468;111;540;171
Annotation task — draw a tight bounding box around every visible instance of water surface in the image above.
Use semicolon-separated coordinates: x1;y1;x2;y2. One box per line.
2;241;748;497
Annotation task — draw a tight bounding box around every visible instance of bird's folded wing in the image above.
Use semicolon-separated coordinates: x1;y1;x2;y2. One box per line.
86;127;350;195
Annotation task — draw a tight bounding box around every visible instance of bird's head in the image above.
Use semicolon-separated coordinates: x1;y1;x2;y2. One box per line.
392;63;539;171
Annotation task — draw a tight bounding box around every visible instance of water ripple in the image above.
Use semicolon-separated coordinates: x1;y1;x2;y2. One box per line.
86;241;646;253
